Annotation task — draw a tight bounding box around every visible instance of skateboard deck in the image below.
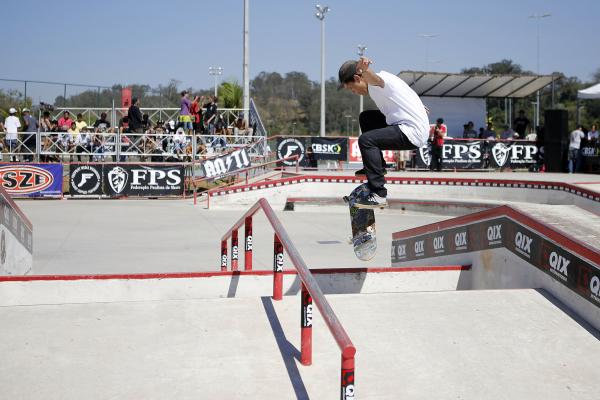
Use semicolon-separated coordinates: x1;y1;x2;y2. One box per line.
343;183;377;261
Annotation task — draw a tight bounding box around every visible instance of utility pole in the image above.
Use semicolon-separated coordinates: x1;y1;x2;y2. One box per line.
315;4;330;137
529;13;551;128
209;66;223;97
357;44;367;135
243;0;250;124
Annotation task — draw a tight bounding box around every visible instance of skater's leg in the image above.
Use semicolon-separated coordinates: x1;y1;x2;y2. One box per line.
359;110;387;133
358;125;416;197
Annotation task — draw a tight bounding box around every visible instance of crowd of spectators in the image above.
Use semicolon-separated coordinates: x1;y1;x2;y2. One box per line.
0;96;255;162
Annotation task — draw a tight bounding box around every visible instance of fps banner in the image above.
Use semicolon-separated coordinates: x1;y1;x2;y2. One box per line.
0;164;63;197
201;149;251;180
415;141;484;169
488;141;538;169
102;164;184;197
276;137;310;167
310;137;348;160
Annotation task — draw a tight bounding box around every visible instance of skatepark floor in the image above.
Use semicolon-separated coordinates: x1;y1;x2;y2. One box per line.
1;289;598;399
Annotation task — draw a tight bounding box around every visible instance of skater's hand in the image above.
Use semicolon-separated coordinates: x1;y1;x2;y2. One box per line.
357;57;384;88
356;57;372;75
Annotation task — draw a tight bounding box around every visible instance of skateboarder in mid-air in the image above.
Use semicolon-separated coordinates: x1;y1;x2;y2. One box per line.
338;57;430;208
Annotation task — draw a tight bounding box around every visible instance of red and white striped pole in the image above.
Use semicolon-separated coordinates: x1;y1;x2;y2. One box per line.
273;233;283;300
244;216;253;270
341;355;355;400
300;283;312;365
231;230;239;271
220;240;228;271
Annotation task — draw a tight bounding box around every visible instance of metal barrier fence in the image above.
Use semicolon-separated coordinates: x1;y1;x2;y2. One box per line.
220;198;356;399
52;107;247;129
1;131;266;162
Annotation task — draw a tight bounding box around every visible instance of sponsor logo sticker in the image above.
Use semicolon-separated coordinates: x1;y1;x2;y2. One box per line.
107;166;128;194
0;166;53;195
514;231;533;258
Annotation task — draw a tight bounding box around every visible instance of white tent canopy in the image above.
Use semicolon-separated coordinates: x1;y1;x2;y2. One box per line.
578;83;600;99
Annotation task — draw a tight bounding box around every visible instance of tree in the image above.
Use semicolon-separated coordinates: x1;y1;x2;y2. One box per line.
218;80;243;108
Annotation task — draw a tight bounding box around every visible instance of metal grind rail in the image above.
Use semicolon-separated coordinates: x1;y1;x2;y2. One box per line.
220;198;356;399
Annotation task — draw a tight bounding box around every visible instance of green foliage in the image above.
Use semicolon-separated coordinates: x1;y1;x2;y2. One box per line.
218;80;243;108
3;59;596;134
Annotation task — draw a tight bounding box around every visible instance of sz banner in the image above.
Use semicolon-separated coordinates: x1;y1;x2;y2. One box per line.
103;164;184;197
415;141;484;169
348;138;396;164
201;149;251;180
276;137;310;167
488;141;538;169
310;137;348;160
0;164;63;197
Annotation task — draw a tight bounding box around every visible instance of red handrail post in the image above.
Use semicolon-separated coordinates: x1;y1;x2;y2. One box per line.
231;230;239;271
300;282;313;366
296;158;299;173
341;354;355;400
220;240;228;271
244;216;253;271
273;233;283;300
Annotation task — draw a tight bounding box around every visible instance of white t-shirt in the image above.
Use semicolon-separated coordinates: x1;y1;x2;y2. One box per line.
569;129;585;149
368;71;430;147
4;115;21;140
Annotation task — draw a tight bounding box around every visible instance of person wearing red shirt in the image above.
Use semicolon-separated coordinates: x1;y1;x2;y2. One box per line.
57;111;73;132
429;118;447;171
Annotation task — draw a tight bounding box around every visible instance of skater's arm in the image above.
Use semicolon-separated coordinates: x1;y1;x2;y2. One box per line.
356;57;384;88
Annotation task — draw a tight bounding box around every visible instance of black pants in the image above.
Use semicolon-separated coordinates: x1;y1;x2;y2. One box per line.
358;110;417;197
430;144;443;171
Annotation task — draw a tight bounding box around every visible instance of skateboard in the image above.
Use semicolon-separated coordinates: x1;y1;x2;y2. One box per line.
343;183;377;261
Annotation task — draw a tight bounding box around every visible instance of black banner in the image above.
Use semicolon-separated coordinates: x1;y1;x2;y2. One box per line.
488;141;538;169
391;216;600;309
310;137;348;161
416;141;484;169
103;164;184;197
276;137;310;167
201;149;251;180
70;164;103;196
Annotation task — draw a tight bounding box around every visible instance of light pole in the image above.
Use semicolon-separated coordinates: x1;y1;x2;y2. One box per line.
243;0;250;124
208;66;223;97
529;13;551;128
357;44;367;135
418;34;439;71
315;4;330;137
344;114;351;134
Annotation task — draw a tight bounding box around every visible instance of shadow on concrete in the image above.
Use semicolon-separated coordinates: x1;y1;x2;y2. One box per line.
227;272;241;298
260;296;309;400
536;288;600;340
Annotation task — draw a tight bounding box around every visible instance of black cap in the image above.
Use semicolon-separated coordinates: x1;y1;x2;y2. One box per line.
338;60;358;89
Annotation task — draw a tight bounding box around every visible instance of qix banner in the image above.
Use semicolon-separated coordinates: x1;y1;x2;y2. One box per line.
70;164;184;197
391;217;600;309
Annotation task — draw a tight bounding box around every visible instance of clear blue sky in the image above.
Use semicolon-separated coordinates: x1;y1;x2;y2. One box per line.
2;0;599;102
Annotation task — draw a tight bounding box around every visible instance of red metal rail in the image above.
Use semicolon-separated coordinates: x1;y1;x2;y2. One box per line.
220;198;356;399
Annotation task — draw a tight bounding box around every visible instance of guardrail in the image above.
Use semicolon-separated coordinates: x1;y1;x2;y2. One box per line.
220;198;356;399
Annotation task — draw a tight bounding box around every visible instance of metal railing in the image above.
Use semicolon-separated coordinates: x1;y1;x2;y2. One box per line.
220;198;356;399
0;131;266;162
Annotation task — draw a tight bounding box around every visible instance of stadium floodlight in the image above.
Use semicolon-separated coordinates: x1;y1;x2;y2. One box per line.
208;66;224;97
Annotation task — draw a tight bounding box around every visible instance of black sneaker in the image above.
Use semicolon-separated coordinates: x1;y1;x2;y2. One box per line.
355;192;388;209
354;168;387;176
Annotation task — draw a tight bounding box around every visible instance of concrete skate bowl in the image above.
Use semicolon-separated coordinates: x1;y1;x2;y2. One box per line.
391;204;600;332
0;186;32;275
206;174;600;215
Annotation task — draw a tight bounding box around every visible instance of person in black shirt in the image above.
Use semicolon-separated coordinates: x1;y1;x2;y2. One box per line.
203;96;218;135
462;121;478;139
514;110;530;137
93;112;112;132
127;97;144;133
